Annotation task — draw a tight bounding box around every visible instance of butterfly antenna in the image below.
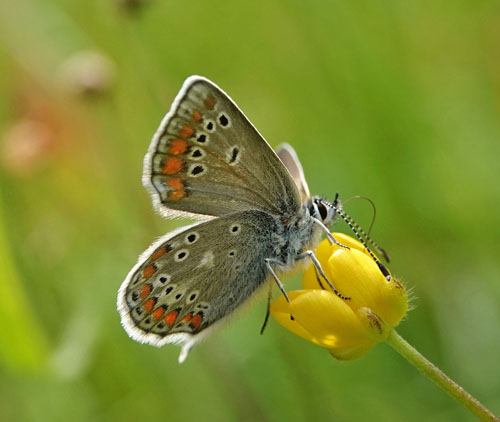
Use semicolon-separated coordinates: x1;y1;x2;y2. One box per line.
334;206;392;281
342;196;390;262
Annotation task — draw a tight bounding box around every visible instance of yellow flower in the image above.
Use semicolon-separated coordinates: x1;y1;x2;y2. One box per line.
271;233;408;360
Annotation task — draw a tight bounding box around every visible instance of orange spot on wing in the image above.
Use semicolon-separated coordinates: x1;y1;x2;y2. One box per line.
204;95;216;110
167;189;186;201
162;157;183;175
178;124;195;139
164;310;179;327
139;284;152;299
143;298;156;313
153;306;166;320
189;313;203;330
166;178;184;189
181;313;193;323
150;247;167;261
192;109;203;122
143;265;156;279
168;139;188;155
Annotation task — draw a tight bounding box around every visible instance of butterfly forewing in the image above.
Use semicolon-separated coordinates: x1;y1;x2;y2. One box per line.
144;76;301;219
118;210;276;346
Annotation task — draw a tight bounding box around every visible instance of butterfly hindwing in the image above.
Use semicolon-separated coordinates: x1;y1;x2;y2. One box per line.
117;210;277;349
144;76;302;219
276;143;311;202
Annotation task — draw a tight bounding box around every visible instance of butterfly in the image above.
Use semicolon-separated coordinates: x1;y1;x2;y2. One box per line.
117;76;389;363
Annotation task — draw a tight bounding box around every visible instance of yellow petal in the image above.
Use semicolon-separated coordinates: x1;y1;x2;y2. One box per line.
288;290;372;348
328;307;390;360
330;232;369;254
270;291;323;346
329;342;376;361
328;249;407;327
355;306;390;342
302;232;377;290
379;277;407;327
302;265;328;290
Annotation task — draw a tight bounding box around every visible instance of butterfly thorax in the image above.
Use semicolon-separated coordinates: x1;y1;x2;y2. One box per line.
269;206;321;271
268;195;341;270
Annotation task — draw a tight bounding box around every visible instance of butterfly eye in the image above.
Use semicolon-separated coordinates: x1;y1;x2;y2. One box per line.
317;201;328;221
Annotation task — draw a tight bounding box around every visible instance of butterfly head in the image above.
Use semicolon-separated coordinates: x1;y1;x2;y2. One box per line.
308;194;341;226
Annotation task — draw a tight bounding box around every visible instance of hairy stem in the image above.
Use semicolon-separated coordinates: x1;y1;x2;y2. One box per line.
386;329;498;422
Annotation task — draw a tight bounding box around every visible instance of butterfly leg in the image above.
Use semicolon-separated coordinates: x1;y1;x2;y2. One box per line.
296;251;350;300
260;281;274;335
265;259;291;303
312;217;350;249
313;265;326;290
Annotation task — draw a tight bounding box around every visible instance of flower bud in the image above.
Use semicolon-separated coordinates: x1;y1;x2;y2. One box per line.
271;233;407;360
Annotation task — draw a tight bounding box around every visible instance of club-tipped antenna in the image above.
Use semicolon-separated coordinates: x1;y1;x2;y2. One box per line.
342;195;390;263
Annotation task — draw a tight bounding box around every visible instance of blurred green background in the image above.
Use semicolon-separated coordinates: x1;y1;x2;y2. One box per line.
1;0;499;421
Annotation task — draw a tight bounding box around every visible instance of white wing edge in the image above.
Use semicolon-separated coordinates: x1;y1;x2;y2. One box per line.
142;76;220;221
117;220;220;363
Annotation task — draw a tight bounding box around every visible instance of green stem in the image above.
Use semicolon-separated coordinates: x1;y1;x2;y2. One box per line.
386;329;498;422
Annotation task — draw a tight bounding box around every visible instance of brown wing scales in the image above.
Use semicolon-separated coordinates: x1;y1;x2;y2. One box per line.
121;211;275;338
144;77;302;218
